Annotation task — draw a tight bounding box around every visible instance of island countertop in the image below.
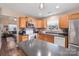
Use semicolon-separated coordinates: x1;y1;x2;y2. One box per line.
18;39;79;56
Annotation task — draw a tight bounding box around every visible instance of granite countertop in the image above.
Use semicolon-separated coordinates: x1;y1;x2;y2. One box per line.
18;39;79;56
39;31;68;37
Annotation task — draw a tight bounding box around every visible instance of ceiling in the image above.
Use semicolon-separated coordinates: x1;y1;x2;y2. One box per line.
0;3;79;18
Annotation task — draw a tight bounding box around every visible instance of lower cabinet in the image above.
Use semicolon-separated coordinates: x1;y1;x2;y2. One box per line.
19;35;29;42
37;33;54;43
37;33;68;48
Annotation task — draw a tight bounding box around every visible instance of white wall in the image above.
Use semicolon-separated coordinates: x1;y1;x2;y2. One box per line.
8;24;17;31
47;16;59;26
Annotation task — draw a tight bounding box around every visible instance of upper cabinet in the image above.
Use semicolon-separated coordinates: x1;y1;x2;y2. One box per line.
19;16;47;29
36;20;44;28
68;13;79;20
59;15;69;29
59;13;79;29
35;19;47;28
19;17;28;28
43;19;47;28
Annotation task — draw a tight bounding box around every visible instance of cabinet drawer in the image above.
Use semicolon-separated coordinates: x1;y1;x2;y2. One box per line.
22;36;28;41
19;35;28;42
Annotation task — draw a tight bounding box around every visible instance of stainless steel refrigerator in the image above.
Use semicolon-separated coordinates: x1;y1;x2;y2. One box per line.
69;20;79;46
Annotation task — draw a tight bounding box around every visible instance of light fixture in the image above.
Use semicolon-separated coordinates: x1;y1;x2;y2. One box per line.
39;3;44;10
56;5;60;9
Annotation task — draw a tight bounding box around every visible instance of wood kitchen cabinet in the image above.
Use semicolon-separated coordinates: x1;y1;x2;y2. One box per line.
59;15;69;29
43;19;47;28
45;34;54;43
68;13;79;20
35;20;44;28
19;35;29;42
19;17;28;28
35;19;47;28
37;33;54;43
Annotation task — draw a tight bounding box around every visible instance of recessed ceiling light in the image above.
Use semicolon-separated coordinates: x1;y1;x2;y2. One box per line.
56;5;60;9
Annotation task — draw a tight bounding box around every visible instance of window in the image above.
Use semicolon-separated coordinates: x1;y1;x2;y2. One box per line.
47;16;59;30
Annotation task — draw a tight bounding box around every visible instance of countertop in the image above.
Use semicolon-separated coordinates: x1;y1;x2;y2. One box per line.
39;31;68;37
18;39;79;56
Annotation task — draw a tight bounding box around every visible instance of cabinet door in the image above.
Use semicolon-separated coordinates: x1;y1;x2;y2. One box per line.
43;20;47;28
37;34;45;40
35;20;44;28
21;35;28;41
19;35;28;42
68;13;79;20
19;17;27;28
59;15;68;29
37;33;54;43
45;35;54;43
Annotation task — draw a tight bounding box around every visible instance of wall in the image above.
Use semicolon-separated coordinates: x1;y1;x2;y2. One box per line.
0;8;1;15
47;16;59;26
0;5;19;31
45;16;59;29
0;16;17;25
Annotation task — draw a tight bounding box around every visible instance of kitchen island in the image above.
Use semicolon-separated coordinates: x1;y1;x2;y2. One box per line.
18;39;79;56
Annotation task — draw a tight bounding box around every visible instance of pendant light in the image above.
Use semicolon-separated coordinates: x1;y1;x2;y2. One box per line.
39;3;44;10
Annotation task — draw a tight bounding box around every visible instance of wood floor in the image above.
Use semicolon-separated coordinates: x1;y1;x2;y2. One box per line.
0;38;26;56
